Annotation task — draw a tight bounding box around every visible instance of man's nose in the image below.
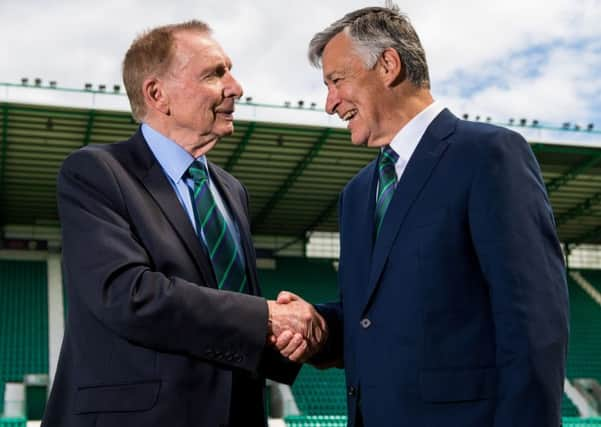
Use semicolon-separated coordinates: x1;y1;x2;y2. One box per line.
224;72;243;99
325;87;339;115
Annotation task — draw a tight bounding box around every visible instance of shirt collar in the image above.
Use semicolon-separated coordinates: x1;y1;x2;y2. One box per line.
387;100;445;164
141;123;208;183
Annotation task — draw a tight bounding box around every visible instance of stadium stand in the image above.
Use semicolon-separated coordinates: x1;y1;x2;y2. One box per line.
0;260;48;417
291;365;346;416
581;270;601;294
0;418;26;427
258;257;339;303
566;274;601;382
259;257;348;417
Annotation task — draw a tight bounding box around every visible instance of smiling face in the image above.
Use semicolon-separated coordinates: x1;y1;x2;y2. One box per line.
322;31;393;147
161;30;243;154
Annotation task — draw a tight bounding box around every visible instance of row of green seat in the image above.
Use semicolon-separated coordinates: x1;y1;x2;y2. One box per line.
0;417;26;427
284;415;601;426
566;275;601;383
0;260;49;416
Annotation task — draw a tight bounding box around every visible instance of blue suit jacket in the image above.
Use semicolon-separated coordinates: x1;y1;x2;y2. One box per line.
317;109;569;427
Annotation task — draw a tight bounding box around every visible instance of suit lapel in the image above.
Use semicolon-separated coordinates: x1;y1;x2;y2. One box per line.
126;130;217;287
208;163;260;296
363;109;457;312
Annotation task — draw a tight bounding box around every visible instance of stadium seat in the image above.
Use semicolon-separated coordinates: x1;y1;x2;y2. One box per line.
0;260;48;417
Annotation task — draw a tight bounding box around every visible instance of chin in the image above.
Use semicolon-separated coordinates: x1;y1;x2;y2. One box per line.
215;124;235;137
350;134;368;146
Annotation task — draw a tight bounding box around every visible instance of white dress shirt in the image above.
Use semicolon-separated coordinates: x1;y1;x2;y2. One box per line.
387;100;446;182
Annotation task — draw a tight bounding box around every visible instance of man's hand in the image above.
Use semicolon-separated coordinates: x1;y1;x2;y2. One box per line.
267;291;328;362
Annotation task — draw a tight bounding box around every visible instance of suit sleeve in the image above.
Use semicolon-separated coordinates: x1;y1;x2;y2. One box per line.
468;131;569;426
58;148;269;373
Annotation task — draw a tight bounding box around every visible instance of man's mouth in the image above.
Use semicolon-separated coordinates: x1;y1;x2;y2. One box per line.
341;109;358;128
215;109;234;120
341;109;357;121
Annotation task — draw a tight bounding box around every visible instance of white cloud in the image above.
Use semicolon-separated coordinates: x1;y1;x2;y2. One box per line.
1;0;600;126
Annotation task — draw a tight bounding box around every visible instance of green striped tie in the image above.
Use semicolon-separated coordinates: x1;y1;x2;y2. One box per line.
374;145;399;237
187;161;248;293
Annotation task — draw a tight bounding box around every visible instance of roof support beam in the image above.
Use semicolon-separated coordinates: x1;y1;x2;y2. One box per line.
531;144;601;156
556;190;601;227
571;225;601;247
0;104;9;219
252;128;332;230
82;110;96;146
546;154;601;195
224;122;255;172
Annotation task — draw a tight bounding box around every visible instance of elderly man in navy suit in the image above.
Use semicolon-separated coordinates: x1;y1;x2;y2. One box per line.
275;3;569;427
43;20;327;427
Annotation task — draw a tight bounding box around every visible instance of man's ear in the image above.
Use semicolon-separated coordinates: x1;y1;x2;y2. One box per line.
377;48;404;86
142;77;170;115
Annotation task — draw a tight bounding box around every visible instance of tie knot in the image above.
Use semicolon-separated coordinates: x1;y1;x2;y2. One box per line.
380;145;399;167
187;160;208;184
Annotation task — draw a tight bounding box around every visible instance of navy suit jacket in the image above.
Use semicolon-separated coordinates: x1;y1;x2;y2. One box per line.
43;130;299;427
317;109;569;427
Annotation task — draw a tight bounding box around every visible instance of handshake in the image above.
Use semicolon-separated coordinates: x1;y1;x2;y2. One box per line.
267;291;328;363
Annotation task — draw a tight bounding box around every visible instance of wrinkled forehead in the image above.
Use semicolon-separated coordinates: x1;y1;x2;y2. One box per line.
171;30;232;69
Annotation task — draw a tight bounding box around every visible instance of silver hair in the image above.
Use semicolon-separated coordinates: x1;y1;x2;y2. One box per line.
308;1;430;88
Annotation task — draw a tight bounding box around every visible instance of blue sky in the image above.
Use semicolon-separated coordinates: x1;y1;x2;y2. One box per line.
1;0;600;130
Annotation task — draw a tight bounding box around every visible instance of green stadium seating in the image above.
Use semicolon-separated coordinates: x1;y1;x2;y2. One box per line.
0;418;26;427
284;415;601;426
258;257;339;303
0;260;48;416
566;275;601;382
259;257;347;416
285;415;347;427
292;365;346;415
562;390;580;417
563;419;601;426
580;269;601;295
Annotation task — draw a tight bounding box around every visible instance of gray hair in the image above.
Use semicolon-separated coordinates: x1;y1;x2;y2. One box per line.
308;2;430;88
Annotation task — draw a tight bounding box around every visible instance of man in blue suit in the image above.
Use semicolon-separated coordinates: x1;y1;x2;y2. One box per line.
275;3;569;426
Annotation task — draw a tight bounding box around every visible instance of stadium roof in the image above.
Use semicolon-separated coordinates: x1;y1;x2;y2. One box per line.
1;97;601;249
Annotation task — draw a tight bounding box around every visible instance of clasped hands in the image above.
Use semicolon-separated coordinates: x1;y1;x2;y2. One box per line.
267;291;328;363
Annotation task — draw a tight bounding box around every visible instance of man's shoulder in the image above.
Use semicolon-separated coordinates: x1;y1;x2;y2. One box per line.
61;133;141;172
449;118;529;159
454;119;525;144
343;157;377;194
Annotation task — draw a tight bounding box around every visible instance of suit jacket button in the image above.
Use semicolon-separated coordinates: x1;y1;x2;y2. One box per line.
360;318;371;328
348;386;356;397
